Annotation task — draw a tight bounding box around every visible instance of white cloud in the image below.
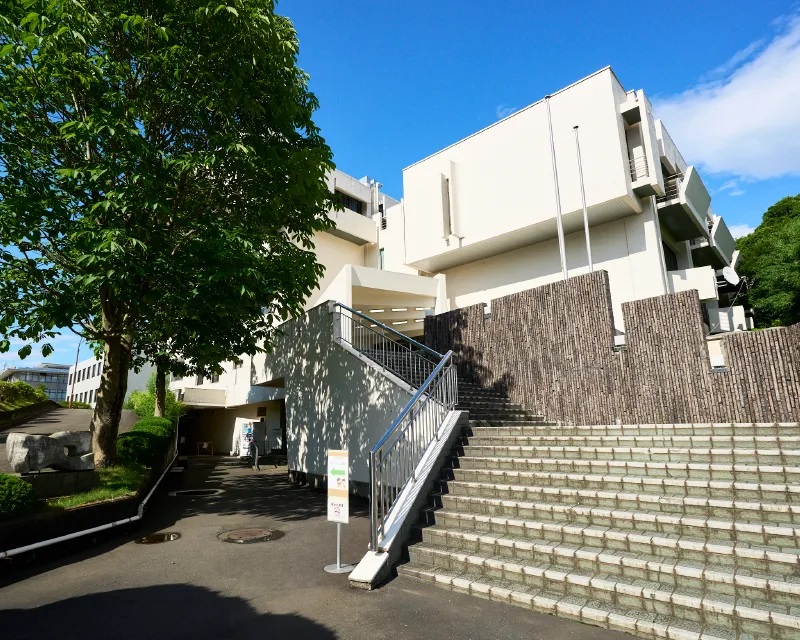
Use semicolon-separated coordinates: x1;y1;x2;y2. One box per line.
655;15;800;180
495;104;518;119
717;179;746;196
728;223;756;238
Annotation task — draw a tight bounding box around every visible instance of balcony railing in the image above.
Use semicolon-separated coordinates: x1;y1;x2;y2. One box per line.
656;174;683;204
629;156;649;181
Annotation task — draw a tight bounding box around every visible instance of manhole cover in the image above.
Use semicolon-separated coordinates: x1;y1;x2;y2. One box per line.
136;532;181;544
218;528;285;544
168;488;224;497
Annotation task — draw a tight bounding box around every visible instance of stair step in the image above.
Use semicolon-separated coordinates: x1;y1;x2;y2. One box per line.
424;509;800;572
469;423;800;437
450;468;800;502
462;445;800;464
442;480;800;524
437;494;800;550
465;435;800;449
418;527;800;608
402;547;800;638
457;455;800;483
468;419;549;427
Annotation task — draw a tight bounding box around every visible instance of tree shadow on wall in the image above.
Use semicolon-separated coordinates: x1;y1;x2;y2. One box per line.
249;304;422;503
0;584;337;640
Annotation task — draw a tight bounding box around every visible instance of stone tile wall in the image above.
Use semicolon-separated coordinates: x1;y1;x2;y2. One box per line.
425;271;800;424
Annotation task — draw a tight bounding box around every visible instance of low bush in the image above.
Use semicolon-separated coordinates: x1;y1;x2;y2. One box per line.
0;474;41;521
57;400;92;409
117;417;175;467
0;380;48;411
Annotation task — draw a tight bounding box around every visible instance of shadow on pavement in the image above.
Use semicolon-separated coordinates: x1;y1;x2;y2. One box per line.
0;583;337;640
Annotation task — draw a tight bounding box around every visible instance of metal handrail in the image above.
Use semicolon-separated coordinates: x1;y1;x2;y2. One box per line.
629;155;649;181
333;302;442;359
656;174;683;204
369;350;457;551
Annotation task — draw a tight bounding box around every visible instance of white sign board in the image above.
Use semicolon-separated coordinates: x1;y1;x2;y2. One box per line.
327;449;349;524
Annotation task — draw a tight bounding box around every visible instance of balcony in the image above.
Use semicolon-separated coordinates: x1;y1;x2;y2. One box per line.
181;387;226;407
629;156;649;181
656;167;712;241
667;266;718;301
691;215;736;269
325;207;377;246
708;305;751;334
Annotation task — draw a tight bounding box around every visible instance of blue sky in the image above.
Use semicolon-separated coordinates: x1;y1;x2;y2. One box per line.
4;0;799;368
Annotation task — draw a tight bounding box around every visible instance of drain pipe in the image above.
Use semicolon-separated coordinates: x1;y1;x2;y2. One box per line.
0;448;178;560
545;95;568;280
573;125;593;271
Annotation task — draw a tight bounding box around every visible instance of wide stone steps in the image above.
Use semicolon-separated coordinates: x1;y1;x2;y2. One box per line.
458;455;800;483
450;467;800;502
398;562;733;640
423;509;800;573
401;546;800;639
470;423;800;438
417;527;800;609
399;386;800;639
464;434;800;449
437;493;800;549
441;480;800;524
461;444;800;464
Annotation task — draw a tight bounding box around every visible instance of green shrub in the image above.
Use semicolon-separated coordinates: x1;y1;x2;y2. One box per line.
0;380;48;410
117;431;167;468
133;416;174;434
57;400;92;409
0;474;41;520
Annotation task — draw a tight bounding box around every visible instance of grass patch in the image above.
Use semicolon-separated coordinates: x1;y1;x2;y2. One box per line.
48;463;149;509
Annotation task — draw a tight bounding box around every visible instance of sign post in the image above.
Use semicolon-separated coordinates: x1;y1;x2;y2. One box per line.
324;449;354;574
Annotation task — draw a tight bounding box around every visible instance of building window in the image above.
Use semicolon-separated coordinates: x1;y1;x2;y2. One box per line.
89;389;94;403
662;242;679;272
211;372;220;384
379;248;385;270
334;190;365;216
68;373;73;385
195;374;204;386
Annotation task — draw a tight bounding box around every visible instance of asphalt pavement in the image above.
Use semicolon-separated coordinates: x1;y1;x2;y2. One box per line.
0;456;630;640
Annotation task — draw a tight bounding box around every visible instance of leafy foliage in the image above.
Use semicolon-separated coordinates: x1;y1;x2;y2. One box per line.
117;416;175;468
123;373;185;423
737;195;800;327
0;380;48;411
58;400;92;409
0;474;41;520
0;1;334;463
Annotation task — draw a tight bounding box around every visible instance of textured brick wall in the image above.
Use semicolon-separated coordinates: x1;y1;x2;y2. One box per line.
425;270;800;424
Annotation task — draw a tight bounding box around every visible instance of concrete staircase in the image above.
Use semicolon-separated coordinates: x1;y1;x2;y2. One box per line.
398;382;800;639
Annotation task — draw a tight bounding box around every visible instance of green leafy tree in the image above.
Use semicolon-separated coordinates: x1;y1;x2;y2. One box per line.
737;194;800;328
124;373;185;423
0;1;333;466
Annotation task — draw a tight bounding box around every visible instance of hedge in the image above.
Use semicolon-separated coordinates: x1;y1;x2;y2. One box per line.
116;417;176;468
0;474;41;521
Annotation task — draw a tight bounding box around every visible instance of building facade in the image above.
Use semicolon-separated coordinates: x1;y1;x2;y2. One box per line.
66;355;154;407
0;363;71;402
170;67;748;462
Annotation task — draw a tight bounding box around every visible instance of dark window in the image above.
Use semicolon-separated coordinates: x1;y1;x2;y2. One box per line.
211;372;220;383
68;373;73;385
334;190;365;216
662;242;679;272
195;374;204;386
379;248;385;270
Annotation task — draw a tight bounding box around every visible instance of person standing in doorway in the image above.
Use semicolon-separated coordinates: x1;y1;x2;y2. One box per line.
248;438;260;471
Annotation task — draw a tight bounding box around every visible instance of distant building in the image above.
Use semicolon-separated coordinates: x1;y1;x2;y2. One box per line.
0;363;71;402
66;355;154;407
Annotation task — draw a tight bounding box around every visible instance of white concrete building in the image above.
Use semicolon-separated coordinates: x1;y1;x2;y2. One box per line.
66;355;154;407
170;67;748;466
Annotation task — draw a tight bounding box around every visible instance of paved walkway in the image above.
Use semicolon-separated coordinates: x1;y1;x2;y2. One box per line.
0;409;138;473
0;457;630;640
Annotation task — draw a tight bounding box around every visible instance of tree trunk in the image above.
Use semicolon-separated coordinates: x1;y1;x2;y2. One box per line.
154;359;167;418
91;295;134;468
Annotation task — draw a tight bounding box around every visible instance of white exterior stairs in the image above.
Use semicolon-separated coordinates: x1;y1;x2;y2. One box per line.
398;381;800;640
